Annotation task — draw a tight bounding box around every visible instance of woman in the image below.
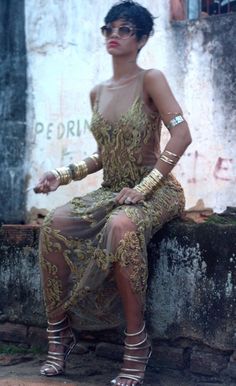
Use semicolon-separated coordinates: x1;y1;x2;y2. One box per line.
34;1;192;385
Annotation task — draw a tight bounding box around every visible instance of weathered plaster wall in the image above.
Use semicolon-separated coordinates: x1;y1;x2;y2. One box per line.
169;13;236;213
1;220;235;348
0;220;235;382
25;1;236;216
0;0;27;223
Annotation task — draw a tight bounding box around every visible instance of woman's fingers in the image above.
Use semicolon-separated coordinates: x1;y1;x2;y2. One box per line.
34;181;49;194
115;188;129;203
33;172;60;194
115;188;144;205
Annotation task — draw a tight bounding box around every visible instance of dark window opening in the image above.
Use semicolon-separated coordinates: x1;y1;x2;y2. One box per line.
202;0;236;16
170;1;236;21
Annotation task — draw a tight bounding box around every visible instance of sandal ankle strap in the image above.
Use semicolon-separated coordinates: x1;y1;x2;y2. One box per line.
48;315;68;326
125;332;148;349
47;324;71;334
124;322;145;337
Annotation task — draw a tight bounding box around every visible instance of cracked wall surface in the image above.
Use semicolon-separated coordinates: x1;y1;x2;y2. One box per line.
0;0;27;223
24;1;236;218
1;2;236;222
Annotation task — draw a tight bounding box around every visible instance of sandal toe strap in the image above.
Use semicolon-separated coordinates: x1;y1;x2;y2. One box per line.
118;373;143;382
43;360;63;372
124;354;149;363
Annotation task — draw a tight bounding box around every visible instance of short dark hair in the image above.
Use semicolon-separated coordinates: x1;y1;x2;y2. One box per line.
104;0;155;41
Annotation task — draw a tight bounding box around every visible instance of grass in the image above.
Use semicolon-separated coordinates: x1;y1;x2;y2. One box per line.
205;214;236;225
0;343;43;355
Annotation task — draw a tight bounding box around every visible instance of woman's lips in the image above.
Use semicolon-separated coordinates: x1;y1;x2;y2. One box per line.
108;40;120;47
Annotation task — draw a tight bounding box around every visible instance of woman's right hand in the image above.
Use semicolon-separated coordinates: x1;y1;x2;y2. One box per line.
34;171;60;194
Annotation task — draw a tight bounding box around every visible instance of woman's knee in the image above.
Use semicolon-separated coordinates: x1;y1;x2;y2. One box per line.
108;213;136;235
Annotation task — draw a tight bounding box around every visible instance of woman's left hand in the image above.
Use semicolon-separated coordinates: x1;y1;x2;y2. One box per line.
115;187;144;205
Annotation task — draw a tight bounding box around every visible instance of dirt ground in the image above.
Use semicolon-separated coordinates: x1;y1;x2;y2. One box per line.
0;351;233;386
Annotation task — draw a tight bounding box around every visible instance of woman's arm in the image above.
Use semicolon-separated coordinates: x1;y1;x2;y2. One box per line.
115;69;192;204
34;87;103;194
87;86;103;173
144;69;192;176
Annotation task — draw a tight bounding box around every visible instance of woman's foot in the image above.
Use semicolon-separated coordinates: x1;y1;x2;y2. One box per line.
40;315;77;376
111;322;152;386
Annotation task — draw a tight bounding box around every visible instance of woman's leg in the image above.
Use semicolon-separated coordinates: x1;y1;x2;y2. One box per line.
39;208;77;376
106;213;151;386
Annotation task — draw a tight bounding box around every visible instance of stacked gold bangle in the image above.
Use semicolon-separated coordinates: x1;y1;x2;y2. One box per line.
160;150;180;166
51;167;72;185
68;161;88;181
51;161;89;186
134;168;163;197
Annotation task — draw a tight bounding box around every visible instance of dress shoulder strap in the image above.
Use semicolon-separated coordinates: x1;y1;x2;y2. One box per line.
93;82;104;112
135;69;151;101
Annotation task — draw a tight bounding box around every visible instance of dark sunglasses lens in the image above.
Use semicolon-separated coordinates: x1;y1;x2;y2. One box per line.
119;26;132;38
101;26;112;37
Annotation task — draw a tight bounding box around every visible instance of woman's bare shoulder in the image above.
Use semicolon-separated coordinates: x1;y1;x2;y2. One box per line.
90;79;110;99
143;68;168;87
90;83;103;108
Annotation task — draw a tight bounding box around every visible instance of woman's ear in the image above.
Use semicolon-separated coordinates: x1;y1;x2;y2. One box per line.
138;35;148;50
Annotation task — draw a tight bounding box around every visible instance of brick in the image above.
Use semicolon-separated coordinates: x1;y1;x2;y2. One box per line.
0;353;33;366
1;224;40;247
73;343;89;355
231;350;236;361
196;383;223;386
151;345;185;370
27;326;47;349
222;361;236;379
190;350;229;376
95;342;123;361
0;322;27;343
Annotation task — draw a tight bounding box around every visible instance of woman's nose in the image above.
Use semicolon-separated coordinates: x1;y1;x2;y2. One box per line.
110;27;120;38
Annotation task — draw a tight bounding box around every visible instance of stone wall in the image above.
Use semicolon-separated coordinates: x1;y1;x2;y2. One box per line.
0;0;27;223
0;220;235;381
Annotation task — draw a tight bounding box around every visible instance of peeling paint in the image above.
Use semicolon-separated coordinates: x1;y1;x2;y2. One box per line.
24;1;236;214
225;272;233;297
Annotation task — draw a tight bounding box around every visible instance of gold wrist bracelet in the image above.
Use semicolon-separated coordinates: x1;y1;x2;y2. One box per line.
68;161;88;181
53;167;73;185
134;168;164;197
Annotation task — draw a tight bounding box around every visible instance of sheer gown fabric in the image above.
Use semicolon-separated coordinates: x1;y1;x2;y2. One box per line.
39;69;185;330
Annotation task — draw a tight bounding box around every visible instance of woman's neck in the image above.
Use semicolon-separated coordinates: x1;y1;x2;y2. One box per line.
111;55;141;81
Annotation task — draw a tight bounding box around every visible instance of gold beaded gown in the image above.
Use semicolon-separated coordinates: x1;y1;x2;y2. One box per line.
39;69;185;330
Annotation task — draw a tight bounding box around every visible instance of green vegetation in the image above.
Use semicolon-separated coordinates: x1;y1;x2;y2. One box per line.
205;214;236;225
0;343;43;355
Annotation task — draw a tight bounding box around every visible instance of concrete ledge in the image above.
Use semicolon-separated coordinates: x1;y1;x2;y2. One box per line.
0;220;235;381
147;220;236;351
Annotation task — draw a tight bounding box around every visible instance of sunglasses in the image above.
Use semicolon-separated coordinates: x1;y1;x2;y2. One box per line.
101;25;140;40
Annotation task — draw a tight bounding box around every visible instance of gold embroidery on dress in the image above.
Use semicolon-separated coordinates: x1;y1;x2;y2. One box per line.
115;231;148;300
38;85;186;326
91;98;159;191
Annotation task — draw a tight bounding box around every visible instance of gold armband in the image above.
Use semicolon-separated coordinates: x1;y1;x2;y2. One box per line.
134;168;164;197
68;161;88;181
166;114;185;130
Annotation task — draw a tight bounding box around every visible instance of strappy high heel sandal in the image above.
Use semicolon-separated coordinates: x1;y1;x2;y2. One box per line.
111;322;152;386
40;315;77;377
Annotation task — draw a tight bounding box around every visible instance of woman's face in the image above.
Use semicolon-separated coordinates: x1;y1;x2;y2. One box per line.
102;19;141;57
